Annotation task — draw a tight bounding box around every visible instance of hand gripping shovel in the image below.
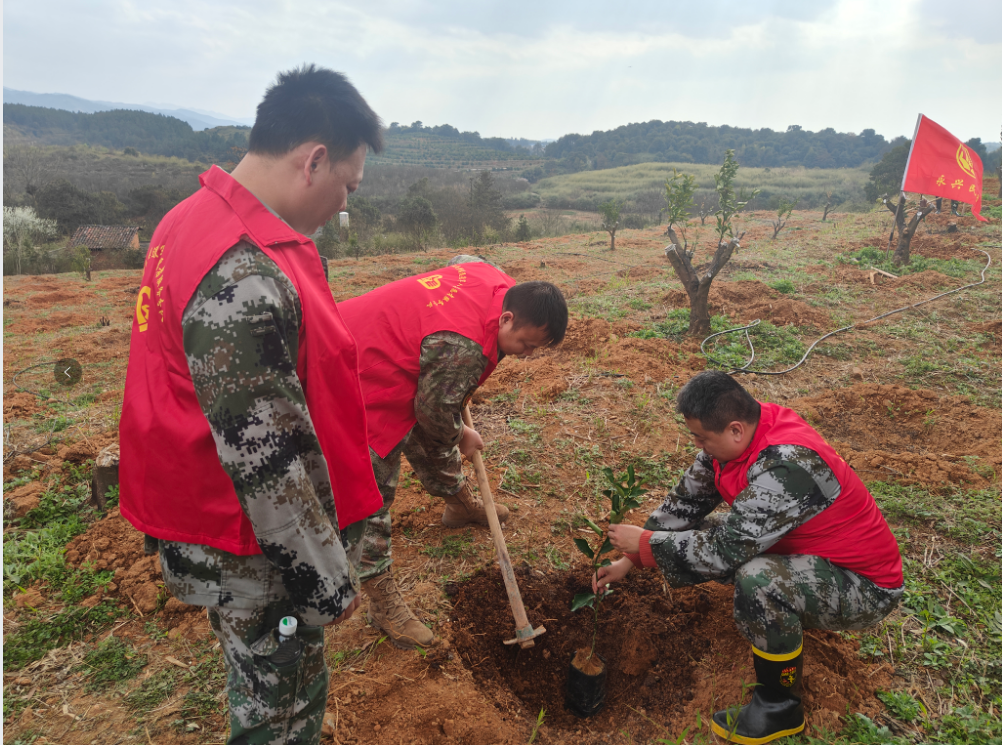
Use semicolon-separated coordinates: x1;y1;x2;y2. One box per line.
462;404;546;648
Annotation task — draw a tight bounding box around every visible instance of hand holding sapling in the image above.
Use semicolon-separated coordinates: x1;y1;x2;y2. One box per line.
593;556;633;594
607;524;643;553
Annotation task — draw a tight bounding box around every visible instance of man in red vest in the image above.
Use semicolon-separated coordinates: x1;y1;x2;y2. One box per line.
337;260;567;649
595;371;903;744
119;65;384;745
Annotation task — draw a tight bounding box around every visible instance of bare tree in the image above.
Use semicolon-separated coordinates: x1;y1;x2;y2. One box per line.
664;151;759;336
822;190;836;221
771;197;799;239
694;193;715;225
2;206;59;275
537;208;563;237
881;194;932;266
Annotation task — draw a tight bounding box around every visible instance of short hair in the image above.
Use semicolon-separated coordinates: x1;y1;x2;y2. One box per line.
249;64;383;161
502;281;568;345
676;370;761;432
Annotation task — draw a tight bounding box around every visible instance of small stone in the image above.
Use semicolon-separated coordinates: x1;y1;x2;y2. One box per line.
322;712;337;737
374;723;381;732
443;719;456;737
852;367;864;380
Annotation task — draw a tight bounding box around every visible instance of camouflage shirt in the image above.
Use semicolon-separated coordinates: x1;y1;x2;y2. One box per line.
644;446;841;587
158;241;357;626
406;331;492;494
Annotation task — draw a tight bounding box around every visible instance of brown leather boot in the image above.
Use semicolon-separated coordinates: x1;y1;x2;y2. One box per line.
363;571;435;649
442;482;509;528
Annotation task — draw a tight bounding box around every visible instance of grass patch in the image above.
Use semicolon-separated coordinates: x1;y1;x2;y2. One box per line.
839;246;985;279
421;530;475;559
870;482;1002;544
768;278;797;294
5;602;126;669
126;667;179;712
77;636;148;691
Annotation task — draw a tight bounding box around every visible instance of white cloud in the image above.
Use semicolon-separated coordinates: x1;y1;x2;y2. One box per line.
3;0;999;142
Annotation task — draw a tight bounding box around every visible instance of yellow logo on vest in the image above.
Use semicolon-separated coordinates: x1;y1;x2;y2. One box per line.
417;274;444;290
956;143;976;179
136;286;152;331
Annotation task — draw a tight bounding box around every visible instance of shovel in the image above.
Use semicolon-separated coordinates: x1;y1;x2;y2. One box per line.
462;404;546;648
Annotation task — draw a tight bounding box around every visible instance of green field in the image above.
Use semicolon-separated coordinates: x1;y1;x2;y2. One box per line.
533;161;872;212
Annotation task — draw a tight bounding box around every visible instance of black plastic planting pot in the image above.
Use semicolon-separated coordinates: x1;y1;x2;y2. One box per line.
565;654;607;717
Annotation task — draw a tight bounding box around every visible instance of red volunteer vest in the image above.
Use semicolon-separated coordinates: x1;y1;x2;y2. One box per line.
338;263;516;457
713;403;903;588
119;166;382;555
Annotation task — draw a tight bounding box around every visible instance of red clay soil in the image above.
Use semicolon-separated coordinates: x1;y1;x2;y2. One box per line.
794;383;1002;487
663;280;833;329
450;566;889;743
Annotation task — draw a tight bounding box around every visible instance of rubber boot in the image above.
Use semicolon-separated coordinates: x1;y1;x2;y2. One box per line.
363;571;435;649
442;482;509;528
710;644;805;744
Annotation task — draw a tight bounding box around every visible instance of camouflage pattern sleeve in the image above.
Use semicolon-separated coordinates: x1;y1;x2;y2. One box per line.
646;445;842;587
180;241;356;626
408;331;490;496
644;450;723;531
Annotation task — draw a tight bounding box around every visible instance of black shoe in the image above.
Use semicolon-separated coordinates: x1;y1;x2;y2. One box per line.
711;644;805;744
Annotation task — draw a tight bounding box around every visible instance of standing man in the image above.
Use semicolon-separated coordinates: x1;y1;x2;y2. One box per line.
337;261;567;649
596;371;902;744
119;65;384;745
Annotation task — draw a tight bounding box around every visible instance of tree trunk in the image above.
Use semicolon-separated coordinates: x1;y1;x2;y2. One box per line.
609;229;616;251
886;198;930;266
997;162;1002;198
664;226;742;337
822;203;833;221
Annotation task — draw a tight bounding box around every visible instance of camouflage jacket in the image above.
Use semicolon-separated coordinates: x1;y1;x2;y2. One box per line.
643;446;841;587
158;242;357;625
406;331;492;495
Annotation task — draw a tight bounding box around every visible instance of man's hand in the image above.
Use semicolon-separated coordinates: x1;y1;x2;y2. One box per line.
607;523;644;554
458;425;484;459
325;595;361;626
592;556;633;594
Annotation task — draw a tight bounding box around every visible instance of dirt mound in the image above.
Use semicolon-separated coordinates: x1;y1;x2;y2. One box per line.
7;311;94;334
664;280;832;328
450;567;888;742
554;318;640;356
3;391;43;422
908;235;983;261
616;264;666;280
65;509;163;614
26;291;87;308
794;384;1001;487
883;270;957;290
969;320;1002;346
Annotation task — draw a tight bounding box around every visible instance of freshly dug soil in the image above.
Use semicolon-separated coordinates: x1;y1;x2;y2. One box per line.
795;383;1002;486
449;565;889;742
571;648;604;675
663;280;832;329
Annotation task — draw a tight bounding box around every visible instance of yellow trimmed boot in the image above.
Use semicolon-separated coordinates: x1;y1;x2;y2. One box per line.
363;571;435;649
711;644;805;744
442;482;509;528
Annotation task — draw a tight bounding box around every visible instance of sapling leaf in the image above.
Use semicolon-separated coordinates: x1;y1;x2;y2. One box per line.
599;539;613;555
584;518;604;536
601;559;612;567
571;592;597;612
573;538;595;559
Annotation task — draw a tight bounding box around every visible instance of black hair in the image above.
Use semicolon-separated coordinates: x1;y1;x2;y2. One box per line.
676;370;761;433
249;64;383;161
502;281;568;345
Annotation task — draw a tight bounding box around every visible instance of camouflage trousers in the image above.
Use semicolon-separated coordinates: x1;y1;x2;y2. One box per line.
358;431;464;582
731;553;903;656
206;520;365;745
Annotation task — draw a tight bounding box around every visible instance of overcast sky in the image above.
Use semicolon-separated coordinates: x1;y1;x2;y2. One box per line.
4;0;1000;144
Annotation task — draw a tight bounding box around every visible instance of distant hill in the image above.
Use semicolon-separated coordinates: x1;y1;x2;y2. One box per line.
2;88;252;131
3;104;248;163
534;121;907;179
369;122;545;169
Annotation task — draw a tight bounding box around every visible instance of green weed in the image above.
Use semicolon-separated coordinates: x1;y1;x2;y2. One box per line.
125;667;179;712
78;636;148;691
422;531;474;559
5;602;126;669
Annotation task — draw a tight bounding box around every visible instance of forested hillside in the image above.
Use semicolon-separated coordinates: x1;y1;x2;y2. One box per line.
369;122;543;168
532;121;906;179
3;104;248;163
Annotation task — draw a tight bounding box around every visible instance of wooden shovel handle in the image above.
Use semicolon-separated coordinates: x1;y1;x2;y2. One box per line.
462;405;533;635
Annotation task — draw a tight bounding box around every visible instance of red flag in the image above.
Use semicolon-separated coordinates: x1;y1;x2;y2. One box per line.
901;114;987;222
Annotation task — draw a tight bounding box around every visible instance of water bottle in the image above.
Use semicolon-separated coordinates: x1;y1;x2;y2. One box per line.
269;616;301;667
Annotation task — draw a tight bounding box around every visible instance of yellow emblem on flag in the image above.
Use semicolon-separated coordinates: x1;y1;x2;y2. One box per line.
417;274;444;290
956;144;976;179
